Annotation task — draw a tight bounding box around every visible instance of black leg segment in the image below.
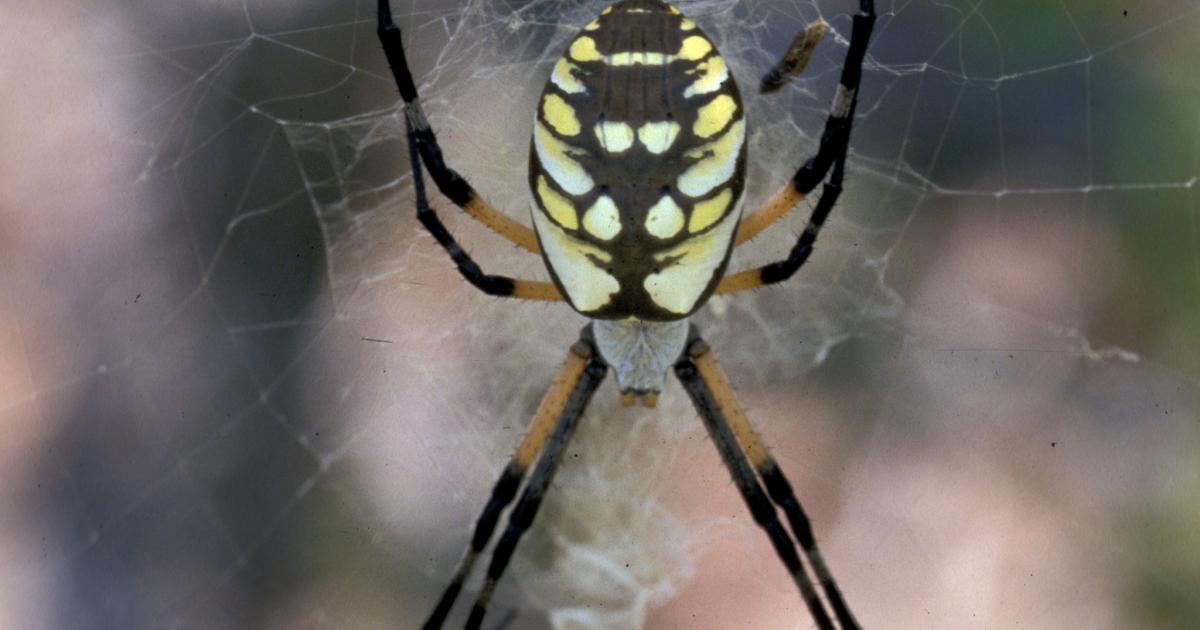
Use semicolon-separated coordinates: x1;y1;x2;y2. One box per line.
675;339;837;630
378;0;474;208
718;0;876;294
422;332;608;629
406;119;560;301
464;349;607;629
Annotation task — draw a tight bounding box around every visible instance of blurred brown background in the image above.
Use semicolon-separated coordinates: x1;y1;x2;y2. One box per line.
2;0;1198;628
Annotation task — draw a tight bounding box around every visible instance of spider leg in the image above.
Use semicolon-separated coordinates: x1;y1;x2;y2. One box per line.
406;117;560;301
377;0;540;254
421;336;602;628
732;0;875;249
680;336;860;629
462;334;607;630
675;333;859;630
422;331;607;629
716;150;846;295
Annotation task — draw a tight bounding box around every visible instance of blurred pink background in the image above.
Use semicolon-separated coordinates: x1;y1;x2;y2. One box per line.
2;1;1198;628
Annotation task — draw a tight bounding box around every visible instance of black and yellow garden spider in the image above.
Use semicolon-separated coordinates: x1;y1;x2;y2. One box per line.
378;0;875;627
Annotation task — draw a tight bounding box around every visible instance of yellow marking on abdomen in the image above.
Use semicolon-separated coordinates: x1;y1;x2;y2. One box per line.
595;121;635;153
583;29;714;68
645;195;686;239
689;188;733;233
582;195;621;240
638;121;681;154
535;175;578;230
678;120;745;197
693;94;737;138
643;200;741;314
542;93;581;136
684;55;728;98
609;51;668;66
680;18;696;30
534;122;594;195
677;35;713;61
552;58;586;94
531;198;619;312
570;36;603;62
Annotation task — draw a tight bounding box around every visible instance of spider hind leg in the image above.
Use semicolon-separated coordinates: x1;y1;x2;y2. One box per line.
423;330;608;629
675;331;860;630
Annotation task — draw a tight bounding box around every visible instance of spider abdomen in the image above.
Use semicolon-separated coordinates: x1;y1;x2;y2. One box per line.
529;0;747;321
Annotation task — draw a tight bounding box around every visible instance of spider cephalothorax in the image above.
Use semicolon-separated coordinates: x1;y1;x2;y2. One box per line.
377;0;876;627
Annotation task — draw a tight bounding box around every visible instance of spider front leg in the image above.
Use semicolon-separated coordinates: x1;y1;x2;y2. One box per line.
675;334;860;630
405;117;560;301
377;0;541;254
424;332;608;629
717;153;847;294
726;0;876;279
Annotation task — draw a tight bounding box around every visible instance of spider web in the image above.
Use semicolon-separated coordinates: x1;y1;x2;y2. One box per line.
3;0;1200;628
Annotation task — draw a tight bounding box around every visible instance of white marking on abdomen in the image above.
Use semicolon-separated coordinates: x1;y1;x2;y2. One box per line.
638;121;681;154
530;197;618;311
644;195;685;239
551;59;587;94
582;195;622;240
643;198;741;314
683;55;728;98
594;121;635;153
534;122;594;195
677;120;745;198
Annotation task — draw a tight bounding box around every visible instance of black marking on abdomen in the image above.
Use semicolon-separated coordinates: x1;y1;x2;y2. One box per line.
530;0;746;320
